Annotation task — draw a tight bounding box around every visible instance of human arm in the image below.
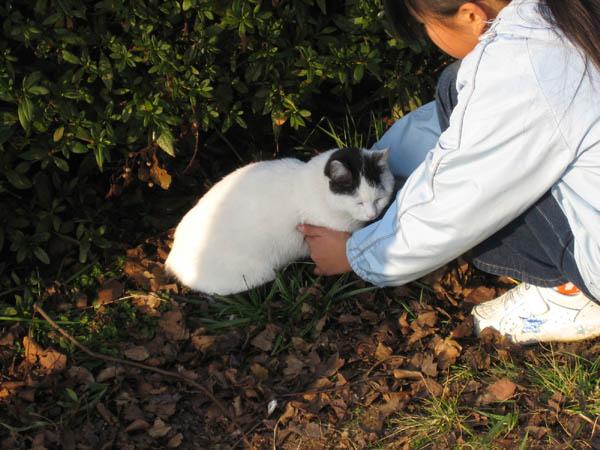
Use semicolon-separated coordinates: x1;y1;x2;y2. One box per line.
347;39;577;286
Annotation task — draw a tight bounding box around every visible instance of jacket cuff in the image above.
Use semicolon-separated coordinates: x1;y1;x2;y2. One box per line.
346;235;380;286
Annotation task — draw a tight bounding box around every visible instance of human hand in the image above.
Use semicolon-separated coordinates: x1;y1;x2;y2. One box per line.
297;224;352;276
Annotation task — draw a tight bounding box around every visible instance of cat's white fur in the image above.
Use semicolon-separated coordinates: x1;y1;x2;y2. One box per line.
165;148;394;295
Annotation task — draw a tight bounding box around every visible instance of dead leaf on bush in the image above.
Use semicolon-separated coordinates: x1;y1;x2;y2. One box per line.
23;337;67;374
0;331;15;347
150;153;172;190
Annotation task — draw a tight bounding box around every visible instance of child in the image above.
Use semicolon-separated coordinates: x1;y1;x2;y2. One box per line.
298;0;600;344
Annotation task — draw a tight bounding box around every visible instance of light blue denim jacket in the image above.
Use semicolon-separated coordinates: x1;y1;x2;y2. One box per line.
347;0;600;300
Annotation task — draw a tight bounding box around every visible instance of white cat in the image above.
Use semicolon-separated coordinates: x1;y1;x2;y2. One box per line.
165;147;394;295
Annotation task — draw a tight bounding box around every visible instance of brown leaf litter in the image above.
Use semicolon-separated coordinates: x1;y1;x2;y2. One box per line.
2;255;600;449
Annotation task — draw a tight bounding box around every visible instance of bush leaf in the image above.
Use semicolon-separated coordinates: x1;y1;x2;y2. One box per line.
33;247;50;264
157;131;175;157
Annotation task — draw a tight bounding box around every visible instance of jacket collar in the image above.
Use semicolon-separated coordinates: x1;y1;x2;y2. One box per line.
480;0;553;41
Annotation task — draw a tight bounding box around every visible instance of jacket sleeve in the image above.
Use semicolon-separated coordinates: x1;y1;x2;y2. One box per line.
347;39;576;286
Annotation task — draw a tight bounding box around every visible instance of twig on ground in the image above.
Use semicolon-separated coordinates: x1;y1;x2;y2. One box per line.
577;412;600;437
32;302;251;448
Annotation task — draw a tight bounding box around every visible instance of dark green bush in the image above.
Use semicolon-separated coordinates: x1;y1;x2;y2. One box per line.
0;0;439;292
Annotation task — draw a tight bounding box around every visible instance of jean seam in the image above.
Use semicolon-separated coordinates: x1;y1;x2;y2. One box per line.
535;203;568;249
473;258;565;284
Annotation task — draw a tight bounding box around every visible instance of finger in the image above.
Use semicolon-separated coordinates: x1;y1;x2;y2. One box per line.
314;266;323;276
304;235;316;249
297;224;326;237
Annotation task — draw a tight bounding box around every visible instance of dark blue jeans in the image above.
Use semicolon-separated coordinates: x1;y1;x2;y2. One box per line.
436;61;595;300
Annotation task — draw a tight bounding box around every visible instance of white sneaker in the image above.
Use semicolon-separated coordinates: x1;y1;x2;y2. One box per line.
471;283;600;344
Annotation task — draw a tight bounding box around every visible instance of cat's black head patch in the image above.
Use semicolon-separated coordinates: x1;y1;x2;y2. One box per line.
324;147;387;195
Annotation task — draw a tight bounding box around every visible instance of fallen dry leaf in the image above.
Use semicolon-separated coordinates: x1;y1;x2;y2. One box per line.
250;363;269;381
420;354;438;378
393;369;422;380
415;311;438;328
415;378;443;398
96;365;125;383
434;338;462;370
67;366;95;386
167;433;183;448
315;353;344;378
96;403;117;426
465;286;497;304
190;332;217;353
159;310;189;341
132;294;162;317
525;425;549;439
124;345;150;361
251;324;280;352
451;316;474;339
337;314;361;325
126;419;151;433
23;337;67;374
147;418;171;438
478;379;516;405
94;279;124;307
283;354;304;378
378;391;410;417
374;342;393;362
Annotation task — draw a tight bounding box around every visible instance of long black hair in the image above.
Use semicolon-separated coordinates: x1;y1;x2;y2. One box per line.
384;0;600;71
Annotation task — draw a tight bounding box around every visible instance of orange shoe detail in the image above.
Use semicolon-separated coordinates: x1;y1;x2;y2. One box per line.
554;282;581;296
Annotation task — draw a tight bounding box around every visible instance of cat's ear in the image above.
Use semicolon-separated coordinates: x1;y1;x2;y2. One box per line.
325;160;352;185
372;147;390;165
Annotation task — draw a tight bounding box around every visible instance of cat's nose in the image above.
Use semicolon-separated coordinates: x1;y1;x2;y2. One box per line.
366;210;378;220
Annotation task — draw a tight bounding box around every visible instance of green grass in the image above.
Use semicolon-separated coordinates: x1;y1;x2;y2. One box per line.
184;262;379;354
527;349;600;416
385;394;475;449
